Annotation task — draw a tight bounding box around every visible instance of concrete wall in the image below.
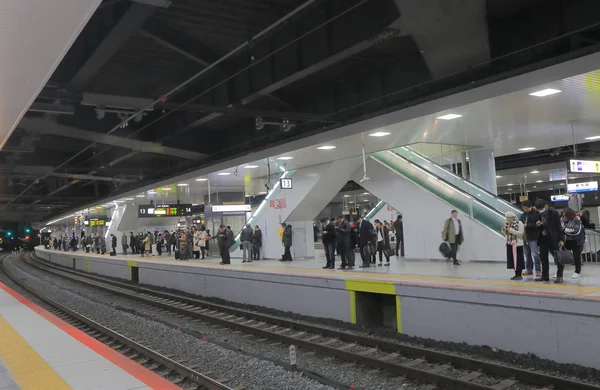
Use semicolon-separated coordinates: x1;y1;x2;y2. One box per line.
356;159;505;261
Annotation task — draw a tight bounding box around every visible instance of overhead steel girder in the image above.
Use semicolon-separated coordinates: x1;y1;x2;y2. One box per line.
67;2;157;91
19;118;205;160
0;164;136;182
28;103;75;115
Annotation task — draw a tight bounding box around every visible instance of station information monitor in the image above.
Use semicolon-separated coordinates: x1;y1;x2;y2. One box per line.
568;159;600;174
138;204;193;218
84;218;106;227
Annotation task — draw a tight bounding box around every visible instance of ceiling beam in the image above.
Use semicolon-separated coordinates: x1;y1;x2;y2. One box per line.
67;2;157;91
19;118;205;160
28;103;75;115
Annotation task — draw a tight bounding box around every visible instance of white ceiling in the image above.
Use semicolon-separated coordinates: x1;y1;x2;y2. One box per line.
0;0;101;149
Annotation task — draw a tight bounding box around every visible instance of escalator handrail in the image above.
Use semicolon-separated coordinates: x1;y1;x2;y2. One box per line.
396;146;522;214
373;151;510;221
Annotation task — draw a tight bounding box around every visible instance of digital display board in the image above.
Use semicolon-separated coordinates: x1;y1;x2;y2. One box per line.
567;181;598;194
138;204;193;218
568;159;600;174
84;218;106;227
551;195;570;202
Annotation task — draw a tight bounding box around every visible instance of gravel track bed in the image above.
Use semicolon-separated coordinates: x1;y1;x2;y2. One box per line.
4;256;338;390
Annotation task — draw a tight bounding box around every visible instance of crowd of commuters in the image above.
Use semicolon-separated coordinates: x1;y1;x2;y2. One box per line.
319;215;404;270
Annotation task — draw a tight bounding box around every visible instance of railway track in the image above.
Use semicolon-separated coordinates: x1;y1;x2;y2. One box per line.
0;253;236;390
22;252;600;390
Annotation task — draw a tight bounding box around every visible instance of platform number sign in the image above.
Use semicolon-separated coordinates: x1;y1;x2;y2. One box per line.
280;178;293;189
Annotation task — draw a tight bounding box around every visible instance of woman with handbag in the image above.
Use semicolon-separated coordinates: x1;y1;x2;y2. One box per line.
557;208;583;283
502;212;525;280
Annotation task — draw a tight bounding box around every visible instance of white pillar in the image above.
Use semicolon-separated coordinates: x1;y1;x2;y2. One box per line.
468;149;497;195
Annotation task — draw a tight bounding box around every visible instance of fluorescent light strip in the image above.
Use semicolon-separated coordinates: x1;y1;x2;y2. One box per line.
277;156;293;160
244;165;259;168
437;114;462;120
217;172;231;175
195;178;208;181
369;131;390;137
317;145;336;150
529;88;561;97
518;147;535;151
585;135;600;140
177;183;189;187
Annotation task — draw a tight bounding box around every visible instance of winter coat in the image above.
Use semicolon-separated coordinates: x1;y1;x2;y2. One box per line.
282;226;293;247
503;220;524;246
393;219;403;239
375;225;390;247
198;230;207;247
563;218;585;245
520;209;541;243
252;229;262;247
143;236;150;251
442;218;464;244
358;220;374;247
322;223;336;245
538;207;564;251
111;235;117;248
193;231;201;251
240;226;253;242
129;234;135;248
121;234;128;248
335;221;350;244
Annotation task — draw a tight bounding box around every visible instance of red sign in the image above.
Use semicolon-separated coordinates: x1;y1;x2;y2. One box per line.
270;198;287;209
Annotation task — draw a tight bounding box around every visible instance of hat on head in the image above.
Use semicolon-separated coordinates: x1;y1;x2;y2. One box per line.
505;211;516;218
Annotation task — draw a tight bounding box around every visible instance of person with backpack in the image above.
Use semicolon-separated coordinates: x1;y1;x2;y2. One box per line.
558;207;584;282
441;210;464;265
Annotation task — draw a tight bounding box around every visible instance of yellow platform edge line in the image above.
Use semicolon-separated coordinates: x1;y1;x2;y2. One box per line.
349;291;357;324
345;279;396;294
127;260;138;267
0;315;72;390
396;296;403;333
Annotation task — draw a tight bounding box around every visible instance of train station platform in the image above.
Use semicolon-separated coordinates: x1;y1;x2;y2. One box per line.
0;280;178;390
35;246;600;369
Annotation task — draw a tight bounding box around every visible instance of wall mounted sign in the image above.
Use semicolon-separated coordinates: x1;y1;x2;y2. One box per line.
280;178;293;189
568;159;600;174
211;204;251;212
567;181;598;193
138;204;193;218
269;198;287;209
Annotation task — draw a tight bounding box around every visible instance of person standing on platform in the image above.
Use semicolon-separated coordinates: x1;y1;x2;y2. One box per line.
280;224;293;261
121;232;128;255
164;231;171;256
533;199;564;282
322;218;336;269
441;210;464;266
240;224;254;263
393;215;405;257
148;231;154;256
198;227;207;259
335;216;351;269
502;211;525;280
374;219;391;266
357;216;374;268
217;225;231;265
252;225;262;261
193;228;201;259
110;234;117;255
129;232;136;255
520;200;541;277
140;233;149;257
558;207;584;283
186;228;194;260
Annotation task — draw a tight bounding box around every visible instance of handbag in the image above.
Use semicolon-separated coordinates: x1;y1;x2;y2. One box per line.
554;247;574;265
439;242;453;258
362;244;376;257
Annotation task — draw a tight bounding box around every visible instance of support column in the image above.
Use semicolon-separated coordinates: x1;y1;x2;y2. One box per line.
468;149;497;195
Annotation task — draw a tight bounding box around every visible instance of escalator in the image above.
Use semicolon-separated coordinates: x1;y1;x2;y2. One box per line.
371;147;522;236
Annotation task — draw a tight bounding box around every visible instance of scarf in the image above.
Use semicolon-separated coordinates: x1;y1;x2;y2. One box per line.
504;219;520;244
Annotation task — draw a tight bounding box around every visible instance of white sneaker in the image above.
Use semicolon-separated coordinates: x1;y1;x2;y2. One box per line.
551;274;557;279
571;273;581;279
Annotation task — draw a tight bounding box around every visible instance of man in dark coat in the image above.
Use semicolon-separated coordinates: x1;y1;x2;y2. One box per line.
534;199;565;282
252;225;262;260
520;200;541;277
335;216;352;269
280;224;293;261
393;215;404;257
110;234;117;255
240;224;254;263
321;218;336;269
217;225;232;265
357;217;374;268
129;232;136;254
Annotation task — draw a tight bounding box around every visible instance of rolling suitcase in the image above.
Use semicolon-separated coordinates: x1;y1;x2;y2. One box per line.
174;250;181;260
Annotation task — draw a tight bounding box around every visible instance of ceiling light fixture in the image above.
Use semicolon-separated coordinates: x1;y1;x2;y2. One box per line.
147;191;157;194
344;195;350;197
277;156;293;160
496;175;502;178
437;113;463;120
536;180;543;183
530;170;540;174
258;191;267;195
507;183;514;186
243;165;259;168
362;192;369;195
529;88;561;97
518;147;536;151
136;194;145;198
161;187;172;191
585;135;600;140
317;145;336;150
217;172;231;176
369;131;390;137
124;198;134;200
177;183;189;187
195;178;208;182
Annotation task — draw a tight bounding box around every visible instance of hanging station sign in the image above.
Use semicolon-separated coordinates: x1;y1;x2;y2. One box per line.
211;204;251;213
567;181;598;194
84;218;107;227
551;195;570;202
568;159;600;174
280;178;293;189
138;204;193;218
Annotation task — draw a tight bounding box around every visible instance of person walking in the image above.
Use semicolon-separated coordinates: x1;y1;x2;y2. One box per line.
322;218;336;269
357;216;374;268
280;224;293;261
374;219;391;266
252;225;262;261
534;199;564;282
393;215;404;257
441;210;464;265
503;211;525;280
240;224;254;263
520;200;541;278
558;207;584;283
335;216;352;269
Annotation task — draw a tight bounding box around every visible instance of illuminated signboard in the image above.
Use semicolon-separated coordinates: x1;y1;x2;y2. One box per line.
211;204;251;213
551;195;570;202
138;204;193;218
567;181;598;194
568;159;600;174
84;218;106;227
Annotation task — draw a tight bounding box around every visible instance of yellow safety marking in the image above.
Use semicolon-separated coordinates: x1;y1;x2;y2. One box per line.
127;260;137;267
0;315;72;390
345;279;396;294
396;296;403;333
85;258;91;272
349;291;357;324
